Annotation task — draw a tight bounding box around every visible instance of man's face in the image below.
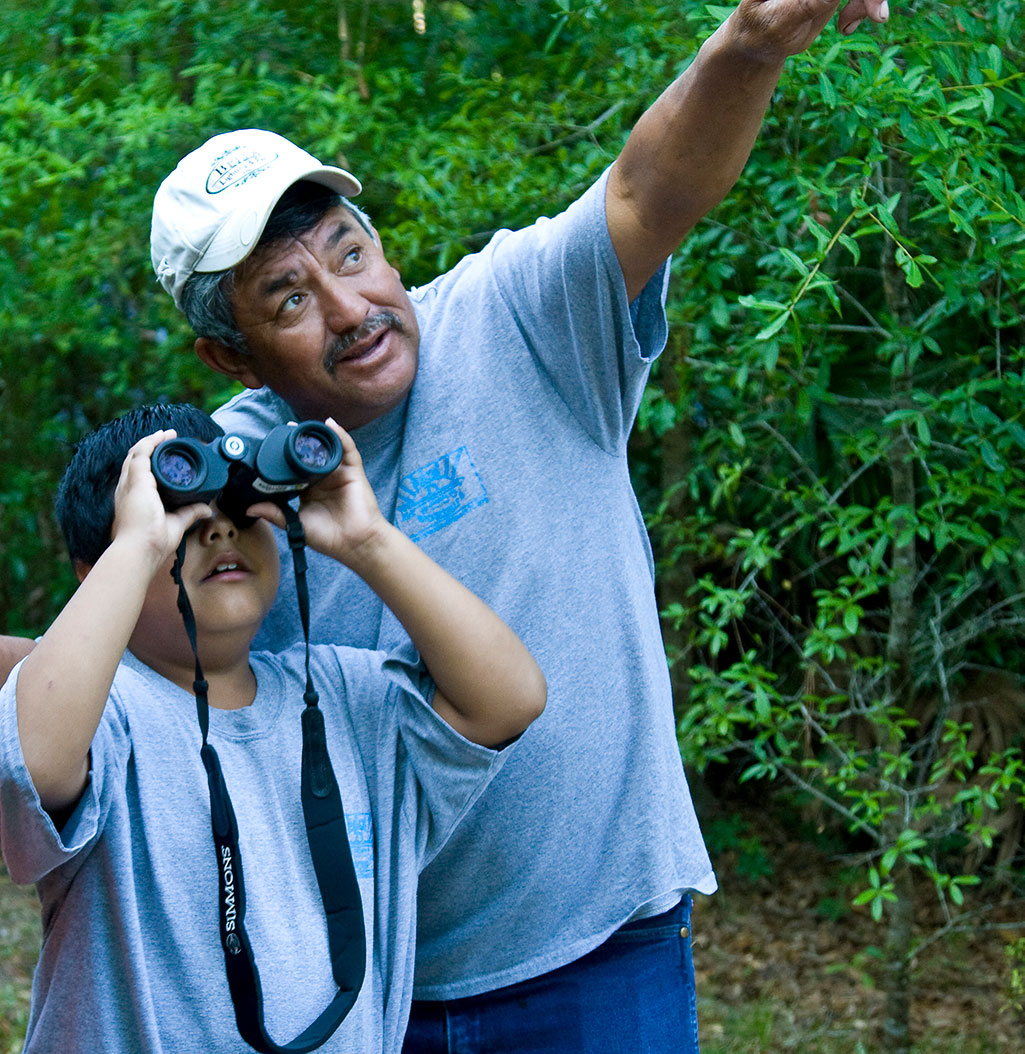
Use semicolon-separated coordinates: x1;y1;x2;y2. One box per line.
223;206;421;430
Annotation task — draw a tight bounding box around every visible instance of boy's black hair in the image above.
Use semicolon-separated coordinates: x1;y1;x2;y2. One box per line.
55;403;223;566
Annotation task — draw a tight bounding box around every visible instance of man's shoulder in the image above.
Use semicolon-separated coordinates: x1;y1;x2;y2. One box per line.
213;386;293;439
408;168;613;304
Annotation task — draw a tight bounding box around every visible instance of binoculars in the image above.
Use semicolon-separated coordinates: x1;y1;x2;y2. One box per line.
151;421;343;527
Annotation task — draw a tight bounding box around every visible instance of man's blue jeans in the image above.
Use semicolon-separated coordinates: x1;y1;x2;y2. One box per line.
402;896;699;1053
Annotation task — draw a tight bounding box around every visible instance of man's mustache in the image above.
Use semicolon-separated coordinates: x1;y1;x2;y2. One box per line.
325;311;406;368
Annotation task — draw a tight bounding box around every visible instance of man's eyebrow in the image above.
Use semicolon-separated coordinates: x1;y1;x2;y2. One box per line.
325;218;356;250
259;270;300;300
256;218;359;299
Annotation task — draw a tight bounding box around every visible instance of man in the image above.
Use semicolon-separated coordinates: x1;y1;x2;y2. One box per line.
5;1;890;1049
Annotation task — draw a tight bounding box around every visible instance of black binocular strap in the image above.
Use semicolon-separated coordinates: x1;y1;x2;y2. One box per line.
172;507;366;1053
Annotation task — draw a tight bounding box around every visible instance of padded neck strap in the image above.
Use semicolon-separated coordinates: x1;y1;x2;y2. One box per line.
171;505;366;1051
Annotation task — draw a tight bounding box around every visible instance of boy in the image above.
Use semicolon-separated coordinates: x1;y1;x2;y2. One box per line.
0;403;545;1053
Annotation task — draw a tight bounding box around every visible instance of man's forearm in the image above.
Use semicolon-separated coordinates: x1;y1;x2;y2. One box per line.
0;634;35;686
624;22;784;229
608;18;791;298
607;0;890;299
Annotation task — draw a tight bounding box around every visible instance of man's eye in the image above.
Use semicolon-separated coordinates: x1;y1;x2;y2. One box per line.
342;247;362;267
279;292;304;315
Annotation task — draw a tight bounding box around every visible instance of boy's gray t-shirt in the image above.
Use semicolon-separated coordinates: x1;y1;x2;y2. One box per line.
0;644;505;1053
215;167;717;999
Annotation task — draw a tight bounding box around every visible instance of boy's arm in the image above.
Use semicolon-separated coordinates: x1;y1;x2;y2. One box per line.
16;432;210;815
256;421;546;748
343;525;546;747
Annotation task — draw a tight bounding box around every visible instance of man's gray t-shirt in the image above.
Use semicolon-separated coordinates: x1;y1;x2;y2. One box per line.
215;168;717;999
0;645;505;1052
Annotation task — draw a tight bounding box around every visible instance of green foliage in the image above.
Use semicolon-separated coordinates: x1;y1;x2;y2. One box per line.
1005;936;1025;1019
0;0;692;632
648;3;1025;1038
0;862;37;1054
702;813;775;883
2;3;1024;1045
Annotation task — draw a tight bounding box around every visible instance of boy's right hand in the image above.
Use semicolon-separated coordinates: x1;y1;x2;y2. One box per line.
110;431;213;570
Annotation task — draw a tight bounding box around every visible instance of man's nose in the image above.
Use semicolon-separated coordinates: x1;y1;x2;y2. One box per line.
322;274;372;332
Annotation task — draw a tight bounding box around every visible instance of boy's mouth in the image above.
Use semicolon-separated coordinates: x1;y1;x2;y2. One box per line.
201;553;251;581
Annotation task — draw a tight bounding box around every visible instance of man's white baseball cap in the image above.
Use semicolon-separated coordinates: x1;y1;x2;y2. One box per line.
150;128;361;309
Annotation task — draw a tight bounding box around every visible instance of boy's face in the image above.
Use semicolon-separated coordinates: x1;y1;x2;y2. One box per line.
128;505;280;672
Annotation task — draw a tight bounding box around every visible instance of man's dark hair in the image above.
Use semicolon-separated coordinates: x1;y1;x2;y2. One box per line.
55;403;223;566
179;181;374;353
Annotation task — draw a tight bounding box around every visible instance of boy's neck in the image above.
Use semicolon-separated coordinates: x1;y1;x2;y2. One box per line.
129;636;259;710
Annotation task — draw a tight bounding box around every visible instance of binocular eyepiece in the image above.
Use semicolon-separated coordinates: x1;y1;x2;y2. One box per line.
151;421;343;526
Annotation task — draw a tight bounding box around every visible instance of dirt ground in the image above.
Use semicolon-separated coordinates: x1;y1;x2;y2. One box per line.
691;797;1025;1053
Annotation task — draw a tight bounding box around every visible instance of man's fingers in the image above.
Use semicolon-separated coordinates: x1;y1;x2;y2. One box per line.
838;0;890;35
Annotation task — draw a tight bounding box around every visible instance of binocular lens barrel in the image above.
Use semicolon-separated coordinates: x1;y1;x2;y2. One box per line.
152;422;342;525
155;447;202;490
292;431;332;471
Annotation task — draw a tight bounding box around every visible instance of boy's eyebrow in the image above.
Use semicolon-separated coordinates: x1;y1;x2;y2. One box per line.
256;218;359;299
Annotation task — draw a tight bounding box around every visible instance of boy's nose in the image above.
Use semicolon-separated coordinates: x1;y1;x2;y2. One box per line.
196;503;237;542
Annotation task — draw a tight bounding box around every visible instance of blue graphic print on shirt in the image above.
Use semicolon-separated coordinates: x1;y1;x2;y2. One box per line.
346;812;374;878
396;447;488;542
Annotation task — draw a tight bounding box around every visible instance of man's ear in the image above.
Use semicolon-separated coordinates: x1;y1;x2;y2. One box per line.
195;337;263;390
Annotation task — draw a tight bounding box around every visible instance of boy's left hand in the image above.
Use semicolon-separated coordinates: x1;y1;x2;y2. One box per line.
247;418;390;565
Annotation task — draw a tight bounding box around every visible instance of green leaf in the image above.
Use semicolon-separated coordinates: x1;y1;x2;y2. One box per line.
755;312;791;343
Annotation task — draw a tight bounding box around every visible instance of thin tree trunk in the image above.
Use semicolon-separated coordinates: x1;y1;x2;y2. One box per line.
338;0;370;98
880;154;916;1054
880;859;915;1052
338;1;351;63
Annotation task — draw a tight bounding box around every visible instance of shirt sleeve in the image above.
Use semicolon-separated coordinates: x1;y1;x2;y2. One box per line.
212;385;297;442
329;642;512;870
0;661;130;886
433;166;670;452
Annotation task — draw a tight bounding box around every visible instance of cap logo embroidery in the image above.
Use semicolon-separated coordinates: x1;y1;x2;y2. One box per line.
205;147;279;195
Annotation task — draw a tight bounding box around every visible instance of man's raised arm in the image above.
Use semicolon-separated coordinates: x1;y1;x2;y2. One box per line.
606;0;890;300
